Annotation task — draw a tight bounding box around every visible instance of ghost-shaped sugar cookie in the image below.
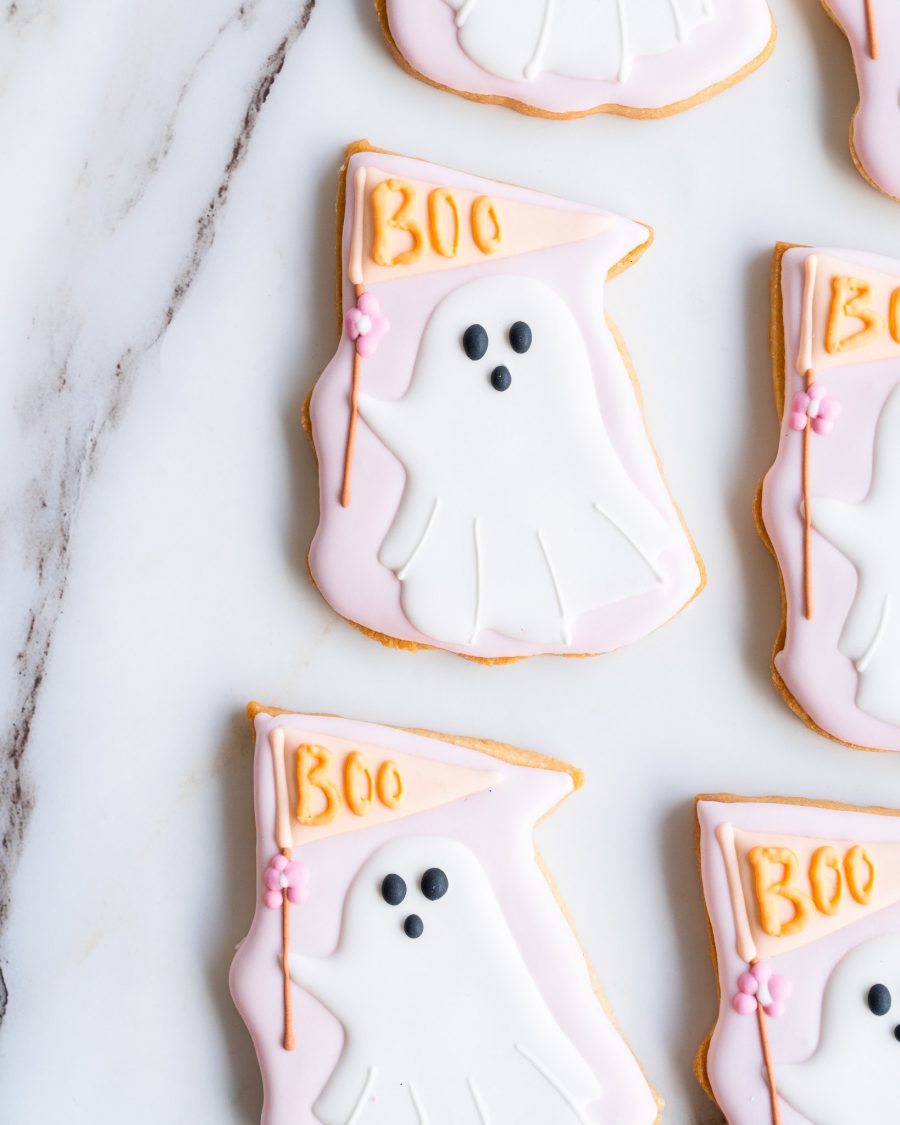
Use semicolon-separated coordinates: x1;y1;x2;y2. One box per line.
231;707;662;1125
761;244;900;751
376;0;775;118
696;794;900;1125
308;143;703;662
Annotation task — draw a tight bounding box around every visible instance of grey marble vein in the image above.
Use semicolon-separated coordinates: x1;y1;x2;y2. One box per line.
0;0;316;1016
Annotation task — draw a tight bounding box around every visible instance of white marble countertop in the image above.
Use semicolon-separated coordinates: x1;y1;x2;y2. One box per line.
4;1;900;1121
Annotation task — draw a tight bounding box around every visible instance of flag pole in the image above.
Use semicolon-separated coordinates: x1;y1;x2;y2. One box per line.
802;367;814;620
270;727;295;1051
341;167;369;508
865;0;879;59
340;280;365;508
754;965;782;1125
715;823;782;1123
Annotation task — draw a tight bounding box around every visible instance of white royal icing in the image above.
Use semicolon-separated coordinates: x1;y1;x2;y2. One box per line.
813;385;900;728
289;836;607;1125
358;274;673;647
777;934;900;1124
443;0;714;85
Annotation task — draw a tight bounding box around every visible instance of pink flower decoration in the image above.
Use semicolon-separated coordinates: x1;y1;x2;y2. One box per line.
789;382;841;436
263;854;310;910
732;961;791;1018
345;292;390;358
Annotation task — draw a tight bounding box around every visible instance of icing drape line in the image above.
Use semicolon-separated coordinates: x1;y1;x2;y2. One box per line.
593;500;665;582
397;497;442;581
616;0;631;82
455;0;481;26
668;0;688;42
409;1081;428;1123
467;1077;493;1123
471;516;484;644
515;1042;595;1123
536;529;572;644
524;0;556;80
857;594;892;672
346;1066;379;1125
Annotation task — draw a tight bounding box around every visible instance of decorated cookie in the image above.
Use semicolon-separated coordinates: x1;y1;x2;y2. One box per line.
231;706;662;1124
307;143;704;662
760;244;900;751
814;0;897;199
696;794;900;1125
374;0;775;119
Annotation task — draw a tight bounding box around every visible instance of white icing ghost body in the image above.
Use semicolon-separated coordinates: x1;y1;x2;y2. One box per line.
289;836;606;1125
813;385;900;727
777;934;900;1124
444;0;713;84
359;275;672;647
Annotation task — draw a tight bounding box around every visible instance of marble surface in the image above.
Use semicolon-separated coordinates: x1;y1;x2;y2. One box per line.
4;1;900;1121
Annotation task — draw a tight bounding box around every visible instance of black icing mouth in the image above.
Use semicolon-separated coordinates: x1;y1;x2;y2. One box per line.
404;914;424;939
490;365;511;392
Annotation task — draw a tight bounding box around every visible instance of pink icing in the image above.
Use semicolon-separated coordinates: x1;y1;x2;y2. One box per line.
308;149;703;659
263;855;310;909
384;0;773;116
817;0;900;198
761;246;900;751
231;711;660;1124
345;292;389;358
698;797;900;1124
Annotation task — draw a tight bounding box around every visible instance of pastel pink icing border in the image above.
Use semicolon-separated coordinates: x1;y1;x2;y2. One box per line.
383;0;774;116
230;711;661;1125
308;149;703;659
761;246;900;751
698;797;900;1125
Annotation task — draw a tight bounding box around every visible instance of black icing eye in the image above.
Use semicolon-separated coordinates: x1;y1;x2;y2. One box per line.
421;868;449;901
463;324;488;361
509;321;532;354
894;1025;900;1043
490;365;511;392
404;914;424;939
869;983;892;1016
381;873;407;906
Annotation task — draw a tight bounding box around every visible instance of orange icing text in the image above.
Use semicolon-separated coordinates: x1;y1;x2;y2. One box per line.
826;276;889;354
748;844;876;937
372;180;502;267
297;743;404;824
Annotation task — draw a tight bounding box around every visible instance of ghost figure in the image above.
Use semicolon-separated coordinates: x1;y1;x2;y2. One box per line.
777;934;900;1124
443;0;713;85
813;385;900;727
358;275;673;647
289;836;606;1125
